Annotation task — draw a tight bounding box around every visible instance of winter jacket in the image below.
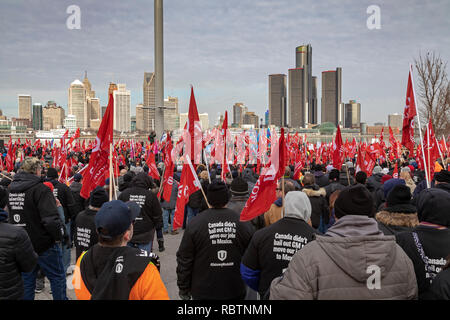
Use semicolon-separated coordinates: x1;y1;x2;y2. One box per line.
160;179;179;210
70;181;86;217
74;207;99;260
435;182;450;194
0;209;38;300
7;172;65;254
73;244;169;300
199;179;210;213
396;188;450;299
376;203;419;235
270;215;418;300
263;198;283;227
241;216;318;298
302;185;329;229
176;207;254;300
324;181;345;203
118;173;163;244
428;267;450;300
46;178;77;223
339;170;355;186
396;226;450;300
366;173;384;193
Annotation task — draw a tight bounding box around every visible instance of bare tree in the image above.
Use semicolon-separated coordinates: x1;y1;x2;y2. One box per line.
414;51;450;137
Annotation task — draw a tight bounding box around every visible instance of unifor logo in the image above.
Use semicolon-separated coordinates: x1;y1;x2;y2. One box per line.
115;263;123;274
13;214;20;223
217;250;227;262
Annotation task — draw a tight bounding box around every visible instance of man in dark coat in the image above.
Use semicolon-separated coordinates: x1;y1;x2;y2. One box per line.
434;170;450;193
396;188;450;300
118;172;163;253
0;187;38;300
301;173;329;232
7;157;66;300
324;169;345;204
176;181;254;300
74;186;109;260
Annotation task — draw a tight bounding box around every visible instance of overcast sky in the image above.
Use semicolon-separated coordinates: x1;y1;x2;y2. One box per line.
0;0;449;126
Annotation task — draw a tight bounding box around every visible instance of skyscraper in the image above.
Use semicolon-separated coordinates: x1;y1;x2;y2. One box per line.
269;74;287;127
142;72;156;131
164;96;179;131
18;94;32;120
113;84;131;132
68;79;87;129
344;100;361;129
243;112;259;128
388;114;403;130
232;103;247;127
295;44;315;124
32;103;43;130
43;102;65;130
288;67;305;128
311;76;318;124
321;68;342;126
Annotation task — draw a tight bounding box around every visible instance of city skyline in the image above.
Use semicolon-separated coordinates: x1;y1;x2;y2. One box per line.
0;0;449;125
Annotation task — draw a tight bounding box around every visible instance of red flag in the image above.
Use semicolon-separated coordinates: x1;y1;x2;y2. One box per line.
221;111;229;182
364;149;376;176
146;151;160;180
173;155;201;230
5;138;14;172
240;128;286;222
67;128;80;145
80;93;114;199
162;134;175;202
332;126;344;170
393;163;399;179
183;86;203;165
401;67;417;155
423;118;439;180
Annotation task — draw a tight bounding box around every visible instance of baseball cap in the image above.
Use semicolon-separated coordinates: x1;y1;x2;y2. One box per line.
95;200;141;239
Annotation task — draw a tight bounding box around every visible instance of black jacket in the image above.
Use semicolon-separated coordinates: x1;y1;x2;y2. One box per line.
176;207;254;300
46;178;77;223
70;181;87;217
396;226;450;300
428;267;450;300
324;181;345;203
366;173;383;193
118;173;163;244
241;217;318;297
7;172;65;254
435;183;450;194
74;207;99;260
0;210;38;300
302;185;329;229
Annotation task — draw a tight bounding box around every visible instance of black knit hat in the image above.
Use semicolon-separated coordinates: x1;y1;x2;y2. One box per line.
207;180;230;208
47;167;58;179
90;186;109;208
435;170;450;183
334;184;374;218
386;184;411;207
230;177;248;196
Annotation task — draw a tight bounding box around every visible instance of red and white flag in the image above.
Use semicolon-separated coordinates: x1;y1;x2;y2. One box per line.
172;155;201;230
401;67;417;155
80;93;114;199
332;126;344;170
423;118;439;180
162;133;175;202
240;128;287;222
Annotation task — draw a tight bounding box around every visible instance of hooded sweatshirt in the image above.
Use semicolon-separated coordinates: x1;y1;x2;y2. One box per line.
396;188;450;300
270;215;418;300
7;172;65;254
118;172;163;244
241;192;319;298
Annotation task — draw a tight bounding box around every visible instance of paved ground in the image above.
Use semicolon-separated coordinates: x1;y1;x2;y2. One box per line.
35;229;184;300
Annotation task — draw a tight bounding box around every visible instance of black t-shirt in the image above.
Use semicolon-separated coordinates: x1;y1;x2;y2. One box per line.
74;209;98;260
396;226;450;299
242;217;318;297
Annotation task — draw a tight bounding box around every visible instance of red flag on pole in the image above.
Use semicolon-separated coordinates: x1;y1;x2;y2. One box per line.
401;68;417;155
240;128;286;222
172;155;201;230
183;86;203;165
221;111;229;182
393;162;399;179
162;134;175;202
332;126;344;170
80;92;114;199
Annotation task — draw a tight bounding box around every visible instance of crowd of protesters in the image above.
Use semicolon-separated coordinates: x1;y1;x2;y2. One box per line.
0;141;449;300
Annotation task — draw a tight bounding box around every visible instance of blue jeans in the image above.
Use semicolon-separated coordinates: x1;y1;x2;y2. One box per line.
22;244;67;300
162;208;175;232
61;222;71;274
127;228;155;253
186;206;199;225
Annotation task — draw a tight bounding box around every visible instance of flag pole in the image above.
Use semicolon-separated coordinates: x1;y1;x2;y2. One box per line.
203;149;212;183
109;143;113;201
410;64;430;188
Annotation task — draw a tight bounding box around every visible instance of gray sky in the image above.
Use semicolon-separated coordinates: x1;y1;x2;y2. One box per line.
0;0;449;125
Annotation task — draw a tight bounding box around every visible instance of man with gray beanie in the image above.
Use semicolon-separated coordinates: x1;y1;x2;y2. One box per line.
270;184;417;300
241;191;318;299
